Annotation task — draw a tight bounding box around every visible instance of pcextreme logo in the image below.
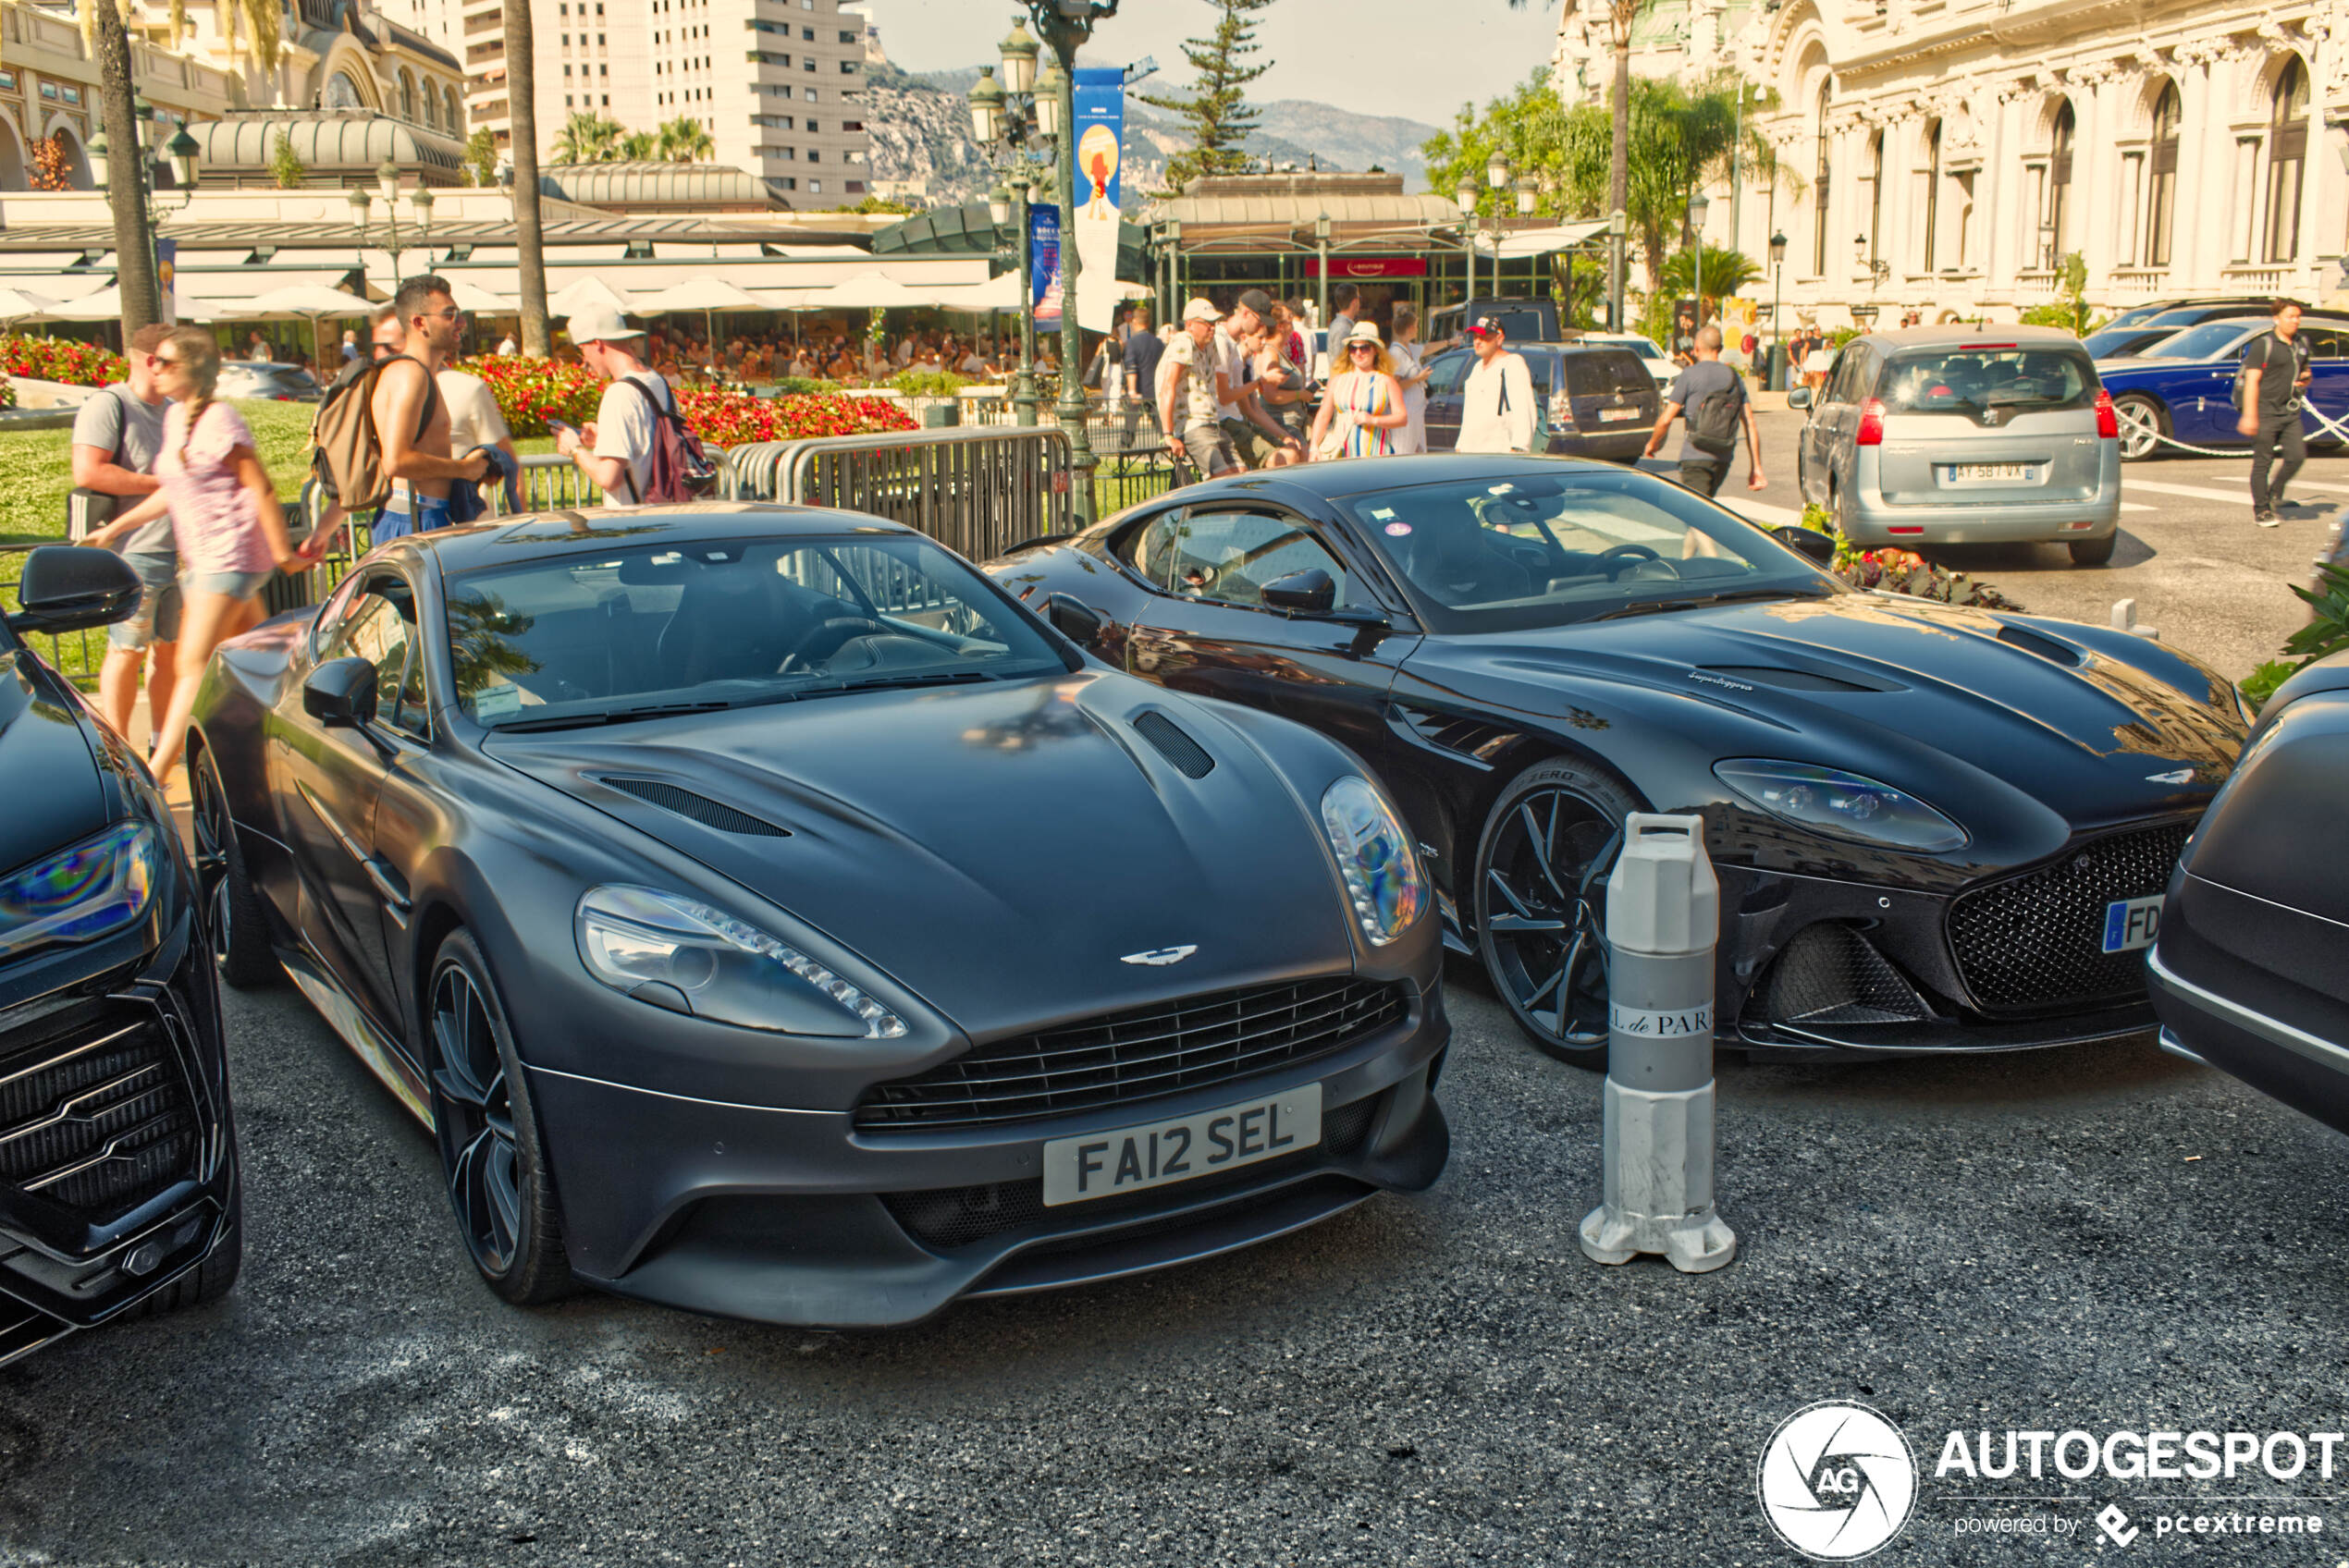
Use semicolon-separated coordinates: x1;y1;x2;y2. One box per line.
1756;1402;1920;1561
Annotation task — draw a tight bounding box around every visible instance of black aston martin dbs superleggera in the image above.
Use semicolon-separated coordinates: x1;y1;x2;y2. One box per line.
987;455;2249;1066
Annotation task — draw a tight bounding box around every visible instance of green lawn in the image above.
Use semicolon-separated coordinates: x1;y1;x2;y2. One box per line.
0;399;323;547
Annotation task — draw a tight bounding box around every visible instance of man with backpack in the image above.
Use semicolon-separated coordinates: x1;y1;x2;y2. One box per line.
72;324;175;741
2236;297;2312;528
372;275;492;539
1644;324;1765;499
559;303;713;505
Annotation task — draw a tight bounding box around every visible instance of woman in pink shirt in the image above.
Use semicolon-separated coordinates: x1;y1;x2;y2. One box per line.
86;326;299;783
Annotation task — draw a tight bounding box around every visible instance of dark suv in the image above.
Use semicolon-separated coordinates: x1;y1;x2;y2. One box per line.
1420;343;1659;462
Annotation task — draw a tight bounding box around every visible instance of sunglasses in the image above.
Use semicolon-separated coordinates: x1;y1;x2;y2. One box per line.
1348;342;1377;352
152;353;183;366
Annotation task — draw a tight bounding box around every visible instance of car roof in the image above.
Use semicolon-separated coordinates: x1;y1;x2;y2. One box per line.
1854;325;2094;349
1171;453;1610;505
376;502;920;574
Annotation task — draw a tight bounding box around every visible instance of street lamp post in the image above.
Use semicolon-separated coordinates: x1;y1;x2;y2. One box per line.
1454;181;1476;304
1163;217;1181;326
1023;0;1121;530
1607;207;1628;332
351;159;437;287
89;97;202;327
1768;229;1788;380
1313;212;1331;333
968;25;1057;428
1688;189;1710;328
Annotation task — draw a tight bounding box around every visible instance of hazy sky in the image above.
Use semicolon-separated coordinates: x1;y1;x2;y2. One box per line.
857;0;1565;131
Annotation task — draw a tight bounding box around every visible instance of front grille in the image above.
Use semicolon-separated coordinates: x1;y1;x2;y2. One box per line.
0;1009;200;1221
883;1095;1383;1251
854;977;1408;1133
1742;923;1933;1029
1946;821;2195;1012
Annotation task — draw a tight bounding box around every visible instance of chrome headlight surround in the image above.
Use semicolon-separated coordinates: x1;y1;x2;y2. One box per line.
1319;776;1425;945
0;821;160;962
575;885;908;1038
1713;759;1969;853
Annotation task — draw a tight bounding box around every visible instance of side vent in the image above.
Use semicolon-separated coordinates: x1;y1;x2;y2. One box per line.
1396;705;1517;763
605;778;792;837
1995;624;2084;668
1133;711;1214;778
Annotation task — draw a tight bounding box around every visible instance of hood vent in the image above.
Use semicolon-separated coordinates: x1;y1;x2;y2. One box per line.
1994;624;2084;667
1133;711;1214;779
604;778;792;837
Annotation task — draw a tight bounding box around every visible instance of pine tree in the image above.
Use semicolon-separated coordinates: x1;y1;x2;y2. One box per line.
1138;0;1275;193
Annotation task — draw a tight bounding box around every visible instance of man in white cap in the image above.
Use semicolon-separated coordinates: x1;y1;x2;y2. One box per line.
1161;298;1241;480
558;302;675;506
1455;314;1536;454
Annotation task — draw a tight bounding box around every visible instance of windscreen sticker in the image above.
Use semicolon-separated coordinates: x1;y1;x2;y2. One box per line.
474;682;523;718
1384;522;1412;536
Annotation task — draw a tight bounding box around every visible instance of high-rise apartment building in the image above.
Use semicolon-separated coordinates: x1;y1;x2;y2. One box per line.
387;0;868;207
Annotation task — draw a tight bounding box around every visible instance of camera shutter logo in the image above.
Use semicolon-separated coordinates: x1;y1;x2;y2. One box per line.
1756;1401;1918;1561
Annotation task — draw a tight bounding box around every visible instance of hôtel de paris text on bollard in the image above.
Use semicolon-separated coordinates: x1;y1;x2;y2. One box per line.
1579;813;1738;1274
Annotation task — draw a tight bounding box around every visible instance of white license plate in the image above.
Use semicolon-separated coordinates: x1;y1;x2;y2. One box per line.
1945;462;2035;483
2101;895;2164;954
1599;408;1640;422
1040;1084;1322;1207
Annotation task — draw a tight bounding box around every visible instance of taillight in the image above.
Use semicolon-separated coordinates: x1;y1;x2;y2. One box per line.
1855;398;1886;446
2094;388;2118;439
1548;390;1573;429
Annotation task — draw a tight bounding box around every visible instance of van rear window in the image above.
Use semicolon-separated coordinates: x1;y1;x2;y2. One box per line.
1877;348;2096;414
1566;352;1654;397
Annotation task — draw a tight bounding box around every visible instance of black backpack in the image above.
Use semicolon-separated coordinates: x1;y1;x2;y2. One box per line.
1686;374;1744;458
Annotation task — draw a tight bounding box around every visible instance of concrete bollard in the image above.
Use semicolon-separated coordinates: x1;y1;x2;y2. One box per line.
2111;599;2160;641
1580;813;1738;1274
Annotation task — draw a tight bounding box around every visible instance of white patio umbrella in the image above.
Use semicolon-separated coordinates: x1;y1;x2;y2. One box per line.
549;276;640;322
0;287;64;326
447;278;514;315
636;276;769;356
809;271;942;311
221;284;375;321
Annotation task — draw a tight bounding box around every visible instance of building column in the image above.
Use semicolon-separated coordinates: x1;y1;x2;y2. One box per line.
2075;79;2119;296
1982;92;2021;299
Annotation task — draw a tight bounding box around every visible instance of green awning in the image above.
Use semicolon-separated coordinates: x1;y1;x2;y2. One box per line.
870;202;1152;284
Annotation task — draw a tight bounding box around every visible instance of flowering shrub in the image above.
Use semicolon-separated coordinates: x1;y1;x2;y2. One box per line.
461;355;915;444
1;379;14;410
1798;502;2020;609
1;336;128;389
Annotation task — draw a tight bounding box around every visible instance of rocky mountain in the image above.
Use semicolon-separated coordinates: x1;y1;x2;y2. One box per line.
860;61;1442;212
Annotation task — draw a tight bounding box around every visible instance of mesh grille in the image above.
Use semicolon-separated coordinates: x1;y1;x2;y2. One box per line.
0;1011;199;1220
1947;820;2195;1012
854;977;1408;1133
605;778;791;837
1743;923;1932;1028
1133;712;1214;779
884;1096;1382;1251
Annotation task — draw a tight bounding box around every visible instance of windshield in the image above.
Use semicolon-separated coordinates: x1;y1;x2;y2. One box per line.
1877;347;2096;415
2140;322;2257;361
1347;470;1839;633
2083;328;2173;360
446;533;1064;730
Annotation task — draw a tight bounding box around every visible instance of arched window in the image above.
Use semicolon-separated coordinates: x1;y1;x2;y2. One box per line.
2046;100;2075;267
1812;80;1832;274
445;85;461;132
399;70;416;122
1865;129;1884;268
1920;120;1941;272
2144;81;2179;269
2266;57;2308;263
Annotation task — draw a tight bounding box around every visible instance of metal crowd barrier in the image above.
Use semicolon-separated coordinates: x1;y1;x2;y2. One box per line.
723;426;1079;560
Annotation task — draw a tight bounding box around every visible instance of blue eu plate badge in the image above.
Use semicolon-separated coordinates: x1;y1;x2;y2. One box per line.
2102;895;2163;954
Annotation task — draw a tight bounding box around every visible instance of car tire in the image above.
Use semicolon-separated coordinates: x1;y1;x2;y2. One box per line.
1473;758;1639;1071
2068;533;2118;567
191;741;277;991
133;1178;242;1317
2112;395;2166;462
1828;480;1853;542
426;930;574;1306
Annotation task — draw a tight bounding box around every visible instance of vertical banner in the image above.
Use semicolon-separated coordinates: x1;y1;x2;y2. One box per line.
1030;204;1063;325
154;239;178;325
1071;67;1124;335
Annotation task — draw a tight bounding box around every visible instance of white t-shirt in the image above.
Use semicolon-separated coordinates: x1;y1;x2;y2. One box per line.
593;370;673;506
496;335;519;356
1209;326;1248;420
437;369;510;457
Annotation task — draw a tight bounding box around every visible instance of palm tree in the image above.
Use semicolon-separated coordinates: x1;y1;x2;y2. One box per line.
1659;244;1762;313
621;129;658;161
215;0;284;75
507;0;551;353
551;110;623;165
657;116;713;164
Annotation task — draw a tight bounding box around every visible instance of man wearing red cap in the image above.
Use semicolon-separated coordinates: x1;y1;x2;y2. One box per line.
1456;316;1535;454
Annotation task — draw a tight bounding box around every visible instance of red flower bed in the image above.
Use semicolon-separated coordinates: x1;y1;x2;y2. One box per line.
461;355;915;444
2;336;128;390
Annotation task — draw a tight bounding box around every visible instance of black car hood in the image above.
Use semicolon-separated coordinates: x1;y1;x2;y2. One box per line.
1411;594;2243;826
484;670;1359;1040
0;650;107;877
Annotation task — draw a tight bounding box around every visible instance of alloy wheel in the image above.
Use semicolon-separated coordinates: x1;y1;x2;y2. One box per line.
1480;789;1618;1055
431;965;523;1278
2112;397;2161;461
190;754;234;974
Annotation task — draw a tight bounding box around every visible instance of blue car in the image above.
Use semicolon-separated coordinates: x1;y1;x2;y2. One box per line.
2099;312;2349;460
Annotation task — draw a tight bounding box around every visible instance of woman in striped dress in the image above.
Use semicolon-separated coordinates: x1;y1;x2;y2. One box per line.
1309;321;1409;459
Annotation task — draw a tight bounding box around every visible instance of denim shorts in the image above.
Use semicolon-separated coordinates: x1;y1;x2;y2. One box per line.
106;551;183;651
372;493;452;541
184;568;274;600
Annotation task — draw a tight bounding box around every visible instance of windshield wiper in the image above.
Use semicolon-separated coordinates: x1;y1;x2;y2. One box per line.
795;669;1000;699
1584;586;1820;623
492;697;756;732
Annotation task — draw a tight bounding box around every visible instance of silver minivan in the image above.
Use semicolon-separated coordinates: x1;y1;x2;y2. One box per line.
1790;326;2123;564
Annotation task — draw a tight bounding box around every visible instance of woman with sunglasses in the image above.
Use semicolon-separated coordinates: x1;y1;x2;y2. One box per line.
1307;322;1408;459
82;326;299;785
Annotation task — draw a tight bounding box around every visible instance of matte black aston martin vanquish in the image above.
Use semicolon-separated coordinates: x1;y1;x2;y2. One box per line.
0;547;241;1366
189;507;1446;1328
987;455;2249;1066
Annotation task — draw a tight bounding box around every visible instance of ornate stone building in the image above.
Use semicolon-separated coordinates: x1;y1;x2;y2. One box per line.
1556;0;2349;323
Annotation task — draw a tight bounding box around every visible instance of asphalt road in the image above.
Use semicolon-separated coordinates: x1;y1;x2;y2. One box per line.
3;958;2346;1565
1704;411;2346;684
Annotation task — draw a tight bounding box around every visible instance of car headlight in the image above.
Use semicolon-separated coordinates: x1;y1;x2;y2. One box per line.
1713;759;1969;853
0;821;160;962
1320;777;1425;945
574;885;907;1038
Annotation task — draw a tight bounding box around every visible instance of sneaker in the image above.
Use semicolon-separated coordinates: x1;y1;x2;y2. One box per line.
2255;510;2280;528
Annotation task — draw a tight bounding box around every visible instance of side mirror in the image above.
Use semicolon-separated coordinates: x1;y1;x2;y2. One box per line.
1771;525;1837;566
303;655;379;728
1786;386;1813;410
1044;593;1104;647
1260;568;1337;616
5;545;141;635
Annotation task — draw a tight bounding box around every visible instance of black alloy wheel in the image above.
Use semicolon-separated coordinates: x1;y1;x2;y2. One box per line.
1473;759;1637;1070
190;743;276;989
427;931;572;1305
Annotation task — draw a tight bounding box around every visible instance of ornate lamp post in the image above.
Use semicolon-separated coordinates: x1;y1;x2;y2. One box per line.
967;24;1054;427
351;158;436;285
1313;211;1331;333
1607;206;1628;331
1022;0;1121;527
1768;228;1788;374
89;97;201;324
1688;189;1710;326
1454;180;1476;303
